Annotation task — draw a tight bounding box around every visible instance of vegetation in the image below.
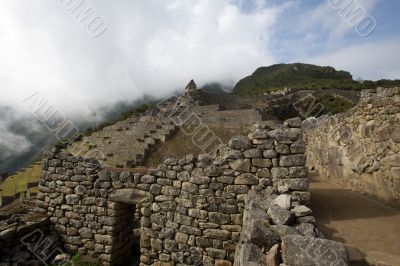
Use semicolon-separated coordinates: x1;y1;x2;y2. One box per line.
145;126;249;167
233;63;400;95
201;82;229;94
69;254;100;266
84;103;157;136
0;162;41;197
295;93;354;117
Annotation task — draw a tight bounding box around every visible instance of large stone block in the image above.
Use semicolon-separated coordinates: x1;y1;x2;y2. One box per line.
109;188;153;206
280;155;306;167
234;173;258;185
281;235;349;266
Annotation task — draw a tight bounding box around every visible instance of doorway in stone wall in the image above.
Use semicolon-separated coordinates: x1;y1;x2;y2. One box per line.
110;202;141;265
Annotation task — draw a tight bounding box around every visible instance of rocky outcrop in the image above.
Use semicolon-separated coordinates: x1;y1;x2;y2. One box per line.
305;88;400;207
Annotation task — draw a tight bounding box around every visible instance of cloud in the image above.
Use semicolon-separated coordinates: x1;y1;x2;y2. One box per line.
0;107;32;160
0;0;283;119
303;38;400;80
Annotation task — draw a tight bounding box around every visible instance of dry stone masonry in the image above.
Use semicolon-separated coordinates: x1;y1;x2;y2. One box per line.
25;116;350;265
305;88;400;207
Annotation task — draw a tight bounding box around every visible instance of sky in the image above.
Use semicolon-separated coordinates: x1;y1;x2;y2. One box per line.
0;0;399;160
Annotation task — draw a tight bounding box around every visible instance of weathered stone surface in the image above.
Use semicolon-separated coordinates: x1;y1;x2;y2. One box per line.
266;244;281;266
229;136;251;150
234;243;266;266
234;173;258;185
270;225;300;238
281;235;349;266
284;117;302;128
269;128;302;142
109;188;152;205
246;220;279;249
230;159;251;172
271;168;289;179
291;205;312;217
272;194;292;210
280;155;306;167
268;204;294;225
244;149;262;158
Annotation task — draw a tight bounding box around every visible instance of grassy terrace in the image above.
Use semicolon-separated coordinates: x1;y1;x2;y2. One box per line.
145;125;249;167
0;162;41;197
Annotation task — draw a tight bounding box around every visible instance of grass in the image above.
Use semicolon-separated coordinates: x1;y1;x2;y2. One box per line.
0;162;41;197
68;254;100;266
145;125;249;167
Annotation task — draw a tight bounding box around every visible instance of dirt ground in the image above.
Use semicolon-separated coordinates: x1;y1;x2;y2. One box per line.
309;173;400;266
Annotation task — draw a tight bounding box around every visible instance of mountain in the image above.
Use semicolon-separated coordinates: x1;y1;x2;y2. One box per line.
233;63;360;95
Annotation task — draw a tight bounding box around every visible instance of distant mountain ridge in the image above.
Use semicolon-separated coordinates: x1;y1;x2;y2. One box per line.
233;63;400;95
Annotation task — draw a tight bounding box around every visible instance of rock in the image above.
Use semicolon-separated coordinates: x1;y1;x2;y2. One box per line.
295;223;316;237
270;225;300;237
109;188;152;206
230;159;251;172
141;175;156;183
302;117;317;132
266;244;281;266
380;154;400;167
281;235;349;266
234;173;259;185
284;117;302;128
256;168;271;178
164;158;178;165
207;165;223;176
280;155;306;167
391;167;400;178
52;253;70;264
268;204;294;225
209;212;231;225
234;243;267;266
229;136;251;150
272;195;292;210
244;149;262;158
278;185;289;194
198;154;212;164
65;194;80;205
268;128;302;142
291;205;312;217
246;220;280;249
263;149;277;159
98;170;111;181
271;168;289;179
74;185;86;195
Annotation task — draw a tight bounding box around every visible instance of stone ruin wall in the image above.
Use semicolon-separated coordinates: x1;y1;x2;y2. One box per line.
139;117;309;265
305;88;400;207
33;117;321;265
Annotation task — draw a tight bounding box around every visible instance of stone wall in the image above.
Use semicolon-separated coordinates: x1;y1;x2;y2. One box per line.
34;117;310;265
35;153;152;265
139;117;309;265
305;88;400;207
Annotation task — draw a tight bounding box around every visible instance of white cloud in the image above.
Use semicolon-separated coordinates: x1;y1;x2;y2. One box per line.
0;108;32;160
301;0;379;40
0;0;283;119
304;39;400;80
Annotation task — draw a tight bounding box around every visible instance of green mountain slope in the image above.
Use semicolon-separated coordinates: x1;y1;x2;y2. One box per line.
233;63;360;95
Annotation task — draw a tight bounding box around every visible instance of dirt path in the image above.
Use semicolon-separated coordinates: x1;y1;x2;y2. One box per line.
309;173;400;266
